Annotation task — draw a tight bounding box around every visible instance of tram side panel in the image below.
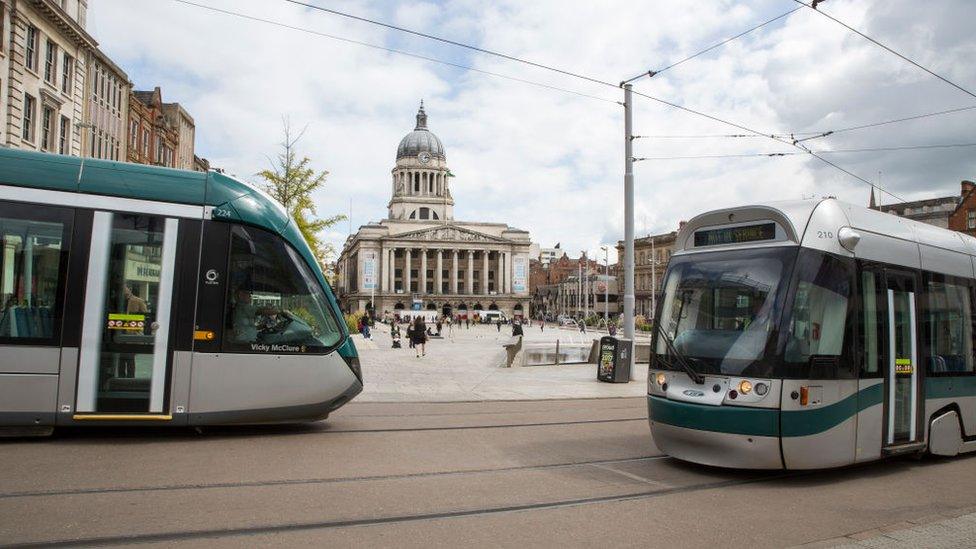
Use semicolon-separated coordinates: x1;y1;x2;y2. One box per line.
0;202;77;428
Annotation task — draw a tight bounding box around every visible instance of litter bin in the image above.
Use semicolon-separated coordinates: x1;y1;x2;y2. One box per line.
597;336;632;383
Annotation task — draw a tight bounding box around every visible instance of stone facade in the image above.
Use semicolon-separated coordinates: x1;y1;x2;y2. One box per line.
1;0;91;155
83;48;129;161
162;102;195;170
337;103;533;319
616;230;677;319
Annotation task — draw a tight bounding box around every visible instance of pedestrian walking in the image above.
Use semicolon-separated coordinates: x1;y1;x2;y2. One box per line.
412;316;428;358
406;319;415;349
496;319;501;332
578;318;586;333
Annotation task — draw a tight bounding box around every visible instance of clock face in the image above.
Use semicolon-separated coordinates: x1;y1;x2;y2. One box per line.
418;152;431;164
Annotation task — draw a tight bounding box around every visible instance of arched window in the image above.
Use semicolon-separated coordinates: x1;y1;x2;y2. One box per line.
414;173;419;193
409;210;417;219
432;211;439;220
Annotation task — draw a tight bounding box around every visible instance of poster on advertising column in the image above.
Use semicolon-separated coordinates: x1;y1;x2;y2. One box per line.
513;256;527;292
362;251;377;290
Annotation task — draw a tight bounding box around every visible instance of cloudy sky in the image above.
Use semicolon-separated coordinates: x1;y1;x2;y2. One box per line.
89;0;976;262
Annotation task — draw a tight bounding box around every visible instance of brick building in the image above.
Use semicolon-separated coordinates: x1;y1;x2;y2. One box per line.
127;87;178;167
947;180;976;236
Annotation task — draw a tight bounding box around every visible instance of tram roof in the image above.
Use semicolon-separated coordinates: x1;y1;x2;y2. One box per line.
0;147;329;284
677;197;976;258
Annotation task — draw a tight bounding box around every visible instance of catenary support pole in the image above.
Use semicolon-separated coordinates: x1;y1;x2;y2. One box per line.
623;83;636;380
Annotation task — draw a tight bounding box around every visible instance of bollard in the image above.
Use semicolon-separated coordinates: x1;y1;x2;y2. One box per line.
555;339;560;366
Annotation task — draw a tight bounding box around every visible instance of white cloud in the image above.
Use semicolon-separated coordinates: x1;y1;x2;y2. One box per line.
90;0;976;265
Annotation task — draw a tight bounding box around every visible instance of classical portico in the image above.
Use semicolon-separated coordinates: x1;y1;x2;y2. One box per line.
337;102;532;318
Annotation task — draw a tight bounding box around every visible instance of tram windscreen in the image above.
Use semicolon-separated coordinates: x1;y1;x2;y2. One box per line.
655;247;796;376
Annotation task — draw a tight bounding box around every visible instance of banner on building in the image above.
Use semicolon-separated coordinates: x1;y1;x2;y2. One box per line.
363;251;377;290
513;256;527;292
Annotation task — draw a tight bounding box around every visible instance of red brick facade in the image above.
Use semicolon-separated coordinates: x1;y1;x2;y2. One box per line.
948;181;976;236
529;254;601;293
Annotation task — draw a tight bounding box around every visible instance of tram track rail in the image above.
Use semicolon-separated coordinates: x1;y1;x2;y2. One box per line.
7;468;799;548
0;454;668;500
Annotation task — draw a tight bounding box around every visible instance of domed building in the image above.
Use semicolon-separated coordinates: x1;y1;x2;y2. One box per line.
336;102;532;320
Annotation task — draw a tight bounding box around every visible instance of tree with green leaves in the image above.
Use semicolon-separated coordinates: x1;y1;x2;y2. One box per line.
257;121;345;269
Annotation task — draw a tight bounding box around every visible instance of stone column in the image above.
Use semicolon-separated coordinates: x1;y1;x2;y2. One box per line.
436;249;443;294
404;248;412;293
390;248;397;292
380;246;388;292
420;248;428;295
467;250;474;295
482;250;489;295
451;249;459;294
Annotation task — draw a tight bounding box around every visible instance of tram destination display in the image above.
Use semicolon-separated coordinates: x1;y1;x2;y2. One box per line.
694;222;776;247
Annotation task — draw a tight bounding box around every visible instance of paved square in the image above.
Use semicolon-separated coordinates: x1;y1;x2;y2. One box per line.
355;322;651;402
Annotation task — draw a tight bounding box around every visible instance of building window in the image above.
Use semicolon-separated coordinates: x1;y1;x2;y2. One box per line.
142;128;149;157
61;53;72;94
41;106;54;151
968;209;975;230
25;25;38;71
58;116;69;154
44;40;57;84
129;120;138;149
22;94;36;142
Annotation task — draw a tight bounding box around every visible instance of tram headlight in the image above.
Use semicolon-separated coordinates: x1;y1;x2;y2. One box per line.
656;373;666;386
754;382;769;396
738;380;753;395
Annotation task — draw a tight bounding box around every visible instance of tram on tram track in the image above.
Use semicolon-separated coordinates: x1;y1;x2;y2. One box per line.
0;148;361;435
648;198;976;469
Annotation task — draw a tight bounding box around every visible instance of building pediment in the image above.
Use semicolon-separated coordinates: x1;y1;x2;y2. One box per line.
392;224;508;244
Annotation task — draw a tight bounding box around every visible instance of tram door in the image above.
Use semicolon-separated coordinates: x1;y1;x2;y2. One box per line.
74;212;181;416
883;271;922;448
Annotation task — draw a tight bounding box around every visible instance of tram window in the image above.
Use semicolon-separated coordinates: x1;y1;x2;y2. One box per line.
923;277;974;374
224;226;342;353
0;214;68;343
860;270;884;376
782;250;854;376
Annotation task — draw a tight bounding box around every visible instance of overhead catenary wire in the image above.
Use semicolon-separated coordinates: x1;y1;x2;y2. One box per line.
171;0;618;104
794;0;976;101
626;88;906;202
281;0;618;88
633;141;976;161
635;104;976;140
621;6;803;83
198;0;911;200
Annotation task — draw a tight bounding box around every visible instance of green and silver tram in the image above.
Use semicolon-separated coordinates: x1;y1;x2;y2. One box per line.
648;198;976;469
0;148;361;434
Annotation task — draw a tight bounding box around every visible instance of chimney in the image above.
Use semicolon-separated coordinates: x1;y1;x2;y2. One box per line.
678;220;687;231
962;180;975;196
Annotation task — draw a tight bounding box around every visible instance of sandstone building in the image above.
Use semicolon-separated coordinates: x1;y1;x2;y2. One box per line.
336;103;532;319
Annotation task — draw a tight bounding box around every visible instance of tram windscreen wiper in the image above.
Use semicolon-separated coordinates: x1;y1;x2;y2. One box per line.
655;324;706;385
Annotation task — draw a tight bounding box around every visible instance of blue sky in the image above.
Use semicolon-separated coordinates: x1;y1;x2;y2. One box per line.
90;0;976;262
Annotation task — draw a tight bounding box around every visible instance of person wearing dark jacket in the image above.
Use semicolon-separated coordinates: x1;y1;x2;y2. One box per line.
412;316;428;357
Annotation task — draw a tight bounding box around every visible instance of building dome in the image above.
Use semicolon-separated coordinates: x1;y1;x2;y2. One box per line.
396;101;446;161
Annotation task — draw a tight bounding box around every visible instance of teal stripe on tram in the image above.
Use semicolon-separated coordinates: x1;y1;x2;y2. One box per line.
649;383;885;438
648;396;780;437
780;383;882;437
